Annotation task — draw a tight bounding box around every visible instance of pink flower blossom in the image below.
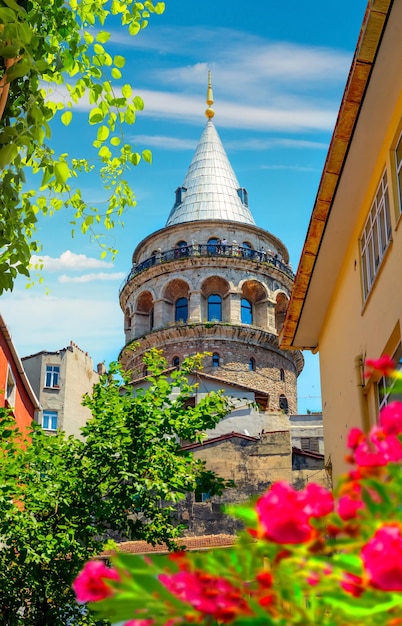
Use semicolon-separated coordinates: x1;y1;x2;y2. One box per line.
255;482;333;545
365;356;395;378
125;621;154;626
72;560;120;603
341;572;365;597
380;401;402;436
361;524;402;591
338;495;364;521
353;427;402;467
159;570;250;622
347;427;364;450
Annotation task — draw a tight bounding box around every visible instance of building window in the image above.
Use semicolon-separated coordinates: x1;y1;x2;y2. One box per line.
208;294;222;321
175;240;188;257
279;394;289;414
195;488;211;502
280;368;285;382
172;356;180;367
300;437;320;454
241;241;253;258
241;298;253;324
45;365;60;388
42;410;58;431
150;307;154;331
207;238;219;255
249;357;256;371
360;170;392;300
212;352;220;367
5;367;16;407
175;297;188;323
395;131;402;212
378;343;402;410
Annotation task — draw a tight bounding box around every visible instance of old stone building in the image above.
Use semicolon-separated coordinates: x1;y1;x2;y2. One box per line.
119;76;307;534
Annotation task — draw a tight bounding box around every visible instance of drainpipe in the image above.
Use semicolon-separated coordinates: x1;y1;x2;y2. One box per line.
354;354;370;434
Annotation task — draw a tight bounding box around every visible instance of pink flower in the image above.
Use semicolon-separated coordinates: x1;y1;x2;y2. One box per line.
159;570;250;621
380;401;402;436
72;560;120;603
125;621;154;626
255;482;333;545
365;356;395;378
341;572;365;597
302;483;334;517
338;495;364;521
353;427;402;467
347;427;364;450
361;524;402;591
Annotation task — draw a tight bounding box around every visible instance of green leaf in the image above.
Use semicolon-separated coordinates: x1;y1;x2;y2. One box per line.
111;68;122;79
122;84;132;98
89;108;104;124
0;143;19;168
133;95;144;110
54;161;71;184
60;111;73;126
97;125;110;141
114;55;126;68
96;31;111;43
110;136;121;146
142;149;152;164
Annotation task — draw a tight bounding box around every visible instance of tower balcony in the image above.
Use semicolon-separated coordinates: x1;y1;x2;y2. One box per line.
119;242;295;295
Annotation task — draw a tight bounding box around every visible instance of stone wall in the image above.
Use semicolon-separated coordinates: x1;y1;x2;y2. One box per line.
177;430;292;536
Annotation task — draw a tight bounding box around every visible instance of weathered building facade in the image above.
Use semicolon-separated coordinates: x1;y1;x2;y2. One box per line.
22;341;100;438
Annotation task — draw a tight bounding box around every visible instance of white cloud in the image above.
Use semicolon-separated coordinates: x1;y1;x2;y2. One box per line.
58;272;125;283
1;294;123;366
30;250;114;272
133;135;197;150
260;164;319;172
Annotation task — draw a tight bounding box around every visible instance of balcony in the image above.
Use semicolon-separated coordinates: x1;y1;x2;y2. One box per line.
120;243;294;294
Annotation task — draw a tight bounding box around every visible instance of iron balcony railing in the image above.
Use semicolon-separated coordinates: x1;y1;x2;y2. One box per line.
120;243;294;293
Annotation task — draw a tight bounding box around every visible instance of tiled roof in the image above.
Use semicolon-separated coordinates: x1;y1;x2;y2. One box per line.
166;120;256;226
102;534;238;556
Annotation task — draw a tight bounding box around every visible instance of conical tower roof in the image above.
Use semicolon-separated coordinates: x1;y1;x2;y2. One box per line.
166;119;256;227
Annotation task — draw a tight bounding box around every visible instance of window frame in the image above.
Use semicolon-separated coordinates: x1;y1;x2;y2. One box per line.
44;364;60;389
175;297;188;323
360;170;392;301
42;410;58;431
241;298;253;325
207;294;222;322
395;130;402;213
5;366;16;407
378;343;402;410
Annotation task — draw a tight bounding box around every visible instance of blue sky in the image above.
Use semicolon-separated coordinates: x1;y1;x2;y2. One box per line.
2;0;368;413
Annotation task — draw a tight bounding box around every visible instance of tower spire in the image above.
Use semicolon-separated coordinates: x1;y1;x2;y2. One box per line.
205;70;215;120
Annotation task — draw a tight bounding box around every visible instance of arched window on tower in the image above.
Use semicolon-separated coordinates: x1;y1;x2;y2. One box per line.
241;298;253;324
150;307;154;331
208;294;222;321
241;241;253;258
249;357;256;371
173;356;180;368
279;394;289;414
207;238;219;255
175;297;188;323
212;352;220;367
176;240;188;257
280;368;285;382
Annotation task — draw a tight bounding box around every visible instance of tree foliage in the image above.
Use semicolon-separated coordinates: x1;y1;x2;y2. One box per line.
0;349;232;625
0;0;164;294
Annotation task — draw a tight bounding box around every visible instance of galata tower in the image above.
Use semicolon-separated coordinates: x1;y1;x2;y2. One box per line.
119;73;303;435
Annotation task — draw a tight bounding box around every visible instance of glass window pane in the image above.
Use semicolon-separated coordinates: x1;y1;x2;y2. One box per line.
241;298;252;324
208;295;222;321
